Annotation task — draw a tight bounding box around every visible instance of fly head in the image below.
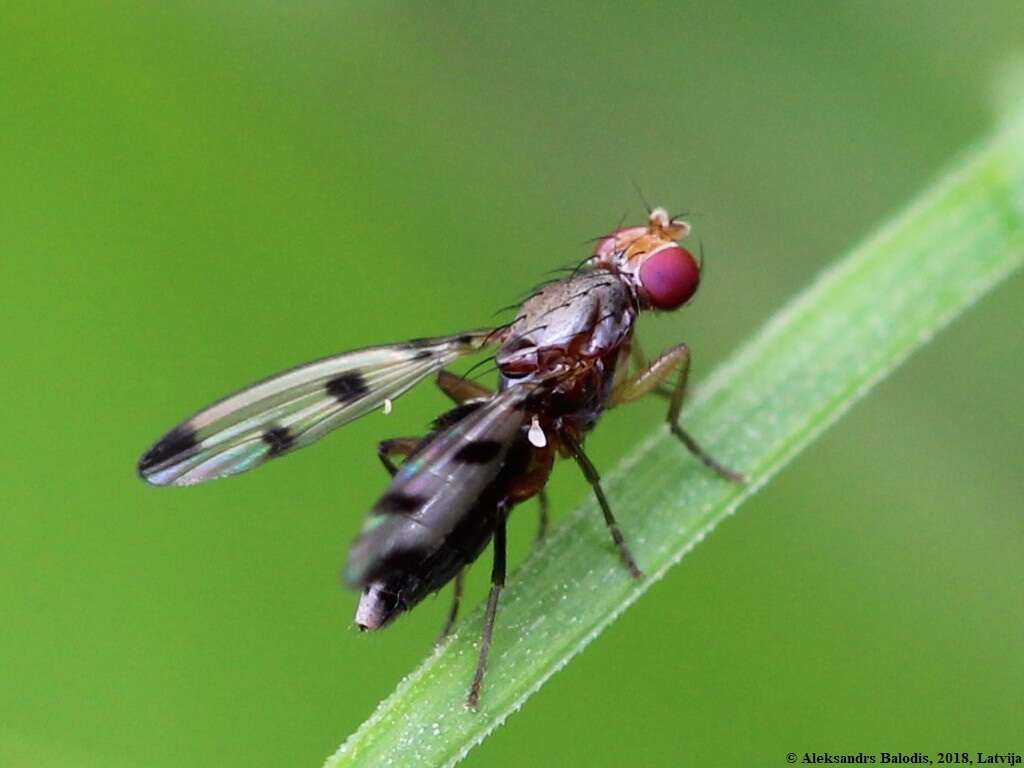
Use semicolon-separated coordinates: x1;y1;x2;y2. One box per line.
592;207;701;312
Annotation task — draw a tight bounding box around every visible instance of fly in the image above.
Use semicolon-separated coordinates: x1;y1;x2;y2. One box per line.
137;207;744;707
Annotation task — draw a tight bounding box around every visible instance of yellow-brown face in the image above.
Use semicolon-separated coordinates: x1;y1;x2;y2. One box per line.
592;208;700;311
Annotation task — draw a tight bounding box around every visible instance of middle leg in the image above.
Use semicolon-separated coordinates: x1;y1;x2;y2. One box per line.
561;432;643;579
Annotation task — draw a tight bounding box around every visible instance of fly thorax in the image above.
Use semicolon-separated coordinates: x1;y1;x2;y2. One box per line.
497;272;635;379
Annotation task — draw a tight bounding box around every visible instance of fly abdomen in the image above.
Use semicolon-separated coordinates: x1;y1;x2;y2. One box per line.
352;506;498;630
350;473;514;630
345;389;530;629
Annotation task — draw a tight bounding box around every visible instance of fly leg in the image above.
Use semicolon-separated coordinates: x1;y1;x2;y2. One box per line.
612;344;744;483
437;369;491;403
467;504;509;708
437;568;466;644
536;488;550;542
376;437;420;476
562;433;643;579
628;340;672;399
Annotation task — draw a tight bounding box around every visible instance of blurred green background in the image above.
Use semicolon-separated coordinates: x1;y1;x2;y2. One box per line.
3;3;1022;766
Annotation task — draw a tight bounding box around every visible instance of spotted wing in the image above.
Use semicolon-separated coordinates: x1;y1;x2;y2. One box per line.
345;386;530;588
138;330;497;487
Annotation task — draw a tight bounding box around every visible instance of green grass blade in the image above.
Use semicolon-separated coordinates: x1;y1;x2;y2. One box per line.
326;115;1024;768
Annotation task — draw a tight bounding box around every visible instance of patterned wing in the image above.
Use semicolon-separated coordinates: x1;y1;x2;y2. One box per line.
344;386;530;589
138;330;496;487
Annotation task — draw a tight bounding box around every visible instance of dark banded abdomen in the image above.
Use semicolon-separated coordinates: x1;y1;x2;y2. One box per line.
344;390;529;629
352;454;525;630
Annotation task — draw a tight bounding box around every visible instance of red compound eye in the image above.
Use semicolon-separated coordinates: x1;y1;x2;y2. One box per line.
638;245;700;310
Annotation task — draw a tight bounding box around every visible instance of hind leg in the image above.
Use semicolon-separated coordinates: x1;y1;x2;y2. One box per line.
437;568;466;643
376;437;421;477
467;504;509;708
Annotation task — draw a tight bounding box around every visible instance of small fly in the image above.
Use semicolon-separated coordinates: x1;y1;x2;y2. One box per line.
138;207;743;707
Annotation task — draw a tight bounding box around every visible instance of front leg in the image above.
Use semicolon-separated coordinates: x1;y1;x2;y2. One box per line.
627;339;672;400
612;344;744;483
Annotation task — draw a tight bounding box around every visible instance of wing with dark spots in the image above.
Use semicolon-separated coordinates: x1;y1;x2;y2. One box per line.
262;426;294;456
325;372;370;403
344;387;530;588
138;330;497;487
